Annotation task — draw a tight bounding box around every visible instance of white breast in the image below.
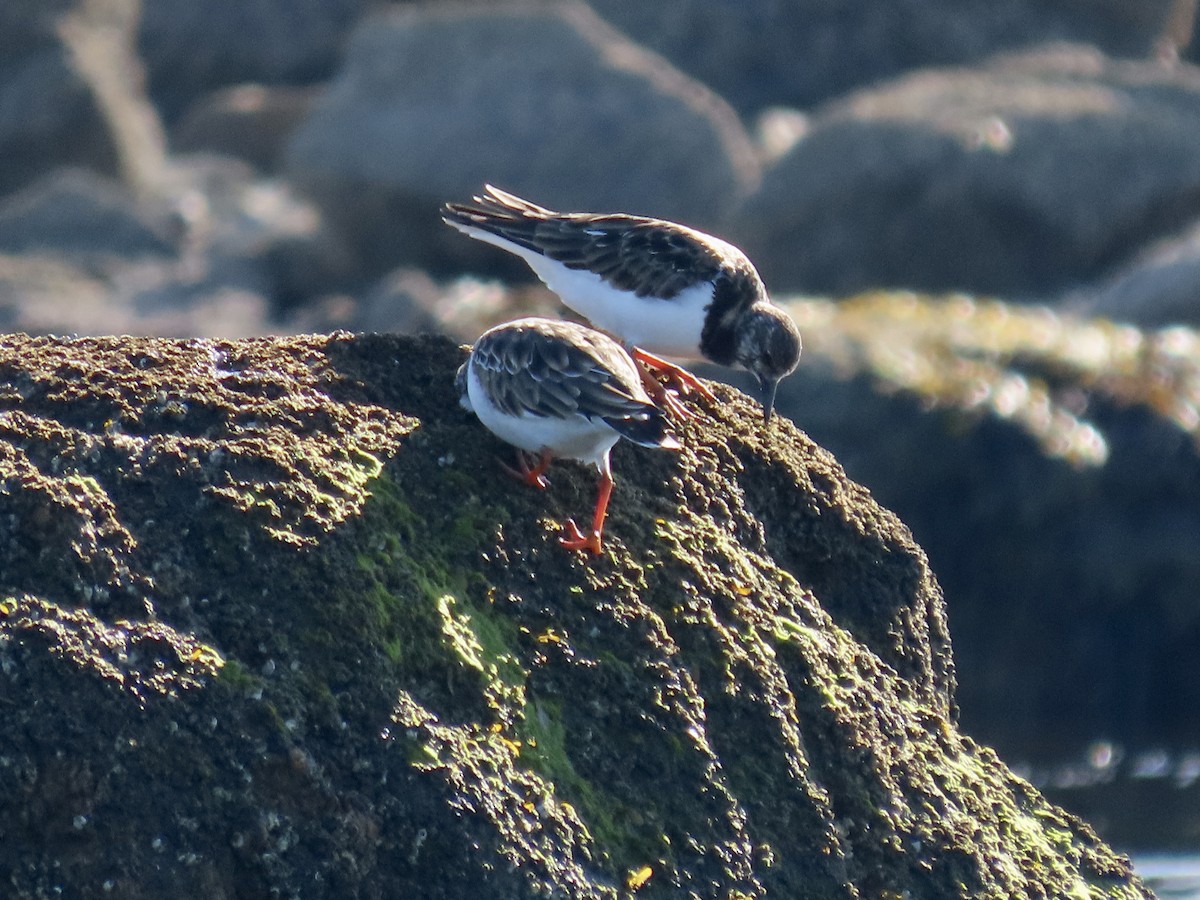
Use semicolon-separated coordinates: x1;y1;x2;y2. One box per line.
466;363;620;469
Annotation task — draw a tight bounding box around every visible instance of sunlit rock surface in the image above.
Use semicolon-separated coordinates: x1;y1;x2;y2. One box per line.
0;332;1150;898
754;293;1200;760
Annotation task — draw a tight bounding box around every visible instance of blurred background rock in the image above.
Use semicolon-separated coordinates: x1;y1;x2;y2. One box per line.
3;0;1199;858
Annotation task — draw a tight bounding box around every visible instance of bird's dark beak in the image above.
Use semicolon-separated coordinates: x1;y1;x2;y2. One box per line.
760;376;779;425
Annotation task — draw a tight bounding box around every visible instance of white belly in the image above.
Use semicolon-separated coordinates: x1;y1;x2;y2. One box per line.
454;225;710;358
545;271;711;360
466;364;619;469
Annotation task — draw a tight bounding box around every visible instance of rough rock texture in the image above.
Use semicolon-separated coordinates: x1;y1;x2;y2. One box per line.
285;1;761;277
733;44;1200;298
0;332;1150;898
739;294;1200;758
585;0;1184;116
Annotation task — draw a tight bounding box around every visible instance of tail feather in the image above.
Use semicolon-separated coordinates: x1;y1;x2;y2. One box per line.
603;406;680;450
441;187;559;258
441;185;558;232
481;185;558;217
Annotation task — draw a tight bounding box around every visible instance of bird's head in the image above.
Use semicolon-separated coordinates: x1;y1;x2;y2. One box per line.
735;305;802;424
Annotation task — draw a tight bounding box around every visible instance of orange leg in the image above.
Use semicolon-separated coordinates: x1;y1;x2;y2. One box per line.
559;471;614;556
637;362;693;421
632;348;717;402
500;448;553;490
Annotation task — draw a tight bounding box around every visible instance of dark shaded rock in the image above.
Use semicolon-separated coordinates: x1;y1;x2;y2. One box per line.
137;0;365;122
586;0;1182;117
0;161;325;337
0;168;176;260
262;226;360;317
0;331;1150;897
1070;217;1200;325
285;1;761;278
172;84;319;172
748;293;1200;762
0;1;123;195
733;44;1200;298
353;268;455;337
0;249;273;338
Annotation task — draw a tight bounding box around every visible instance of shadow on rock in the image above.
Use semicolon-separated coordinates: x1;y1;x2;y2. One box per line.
0;332;1151;898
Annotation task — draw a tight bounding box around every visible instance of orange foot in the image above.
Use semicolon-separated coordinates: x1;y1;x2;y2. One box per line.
500;449;552;489
637;370;692;421
632;348;717;403
559;519;603;555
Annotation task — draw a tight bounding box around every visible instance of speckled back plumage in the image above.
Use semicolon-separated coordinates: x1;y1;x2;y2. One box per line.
443;185;762;303
445;187;801;422
463;318;673;447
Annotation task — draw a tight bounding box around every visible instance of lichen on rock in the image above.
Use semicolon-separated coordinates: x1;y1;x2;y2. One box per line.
0;332;1150;898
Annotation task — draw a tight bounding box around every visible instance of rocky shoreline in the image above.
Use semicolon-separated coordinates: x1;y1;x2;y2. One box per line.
0;331;1153;897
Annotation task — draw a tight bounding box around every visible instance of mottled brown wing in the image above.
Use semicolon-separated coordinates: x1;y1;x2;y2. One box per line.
471;322;656;424
532;217;725;299
442;186;726;299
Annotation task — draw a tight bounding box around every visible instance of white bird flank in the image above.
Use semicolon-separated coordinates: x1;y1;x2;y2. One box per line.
447;221;710;358
465;361;620;471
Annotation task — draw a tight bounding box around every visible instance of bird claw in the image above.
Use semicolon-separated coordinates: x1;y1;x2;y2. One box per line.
633;349;717;400
635;361;695;421
648;382;694;422
500;450;551;489
559;519;603;555
632;349;716;419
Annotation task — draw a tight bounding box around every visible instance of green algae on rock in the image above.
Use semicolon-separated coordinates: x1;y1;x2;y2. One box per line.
0;331;1151;898
758;293;1200;761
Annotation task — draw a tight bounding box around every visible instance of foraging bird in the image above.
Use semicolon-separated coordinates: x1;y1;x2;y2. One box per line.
457;317;680;555
442;185;801;422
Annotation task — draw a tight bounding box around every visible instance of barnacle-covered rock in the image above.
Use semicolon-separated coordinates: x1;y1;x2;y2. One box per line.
0;331;1150;898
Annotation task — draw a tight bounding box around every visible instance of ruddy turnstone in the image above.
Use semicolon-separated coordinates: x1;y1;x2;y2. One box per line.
457;317;681;555
442;185;802;422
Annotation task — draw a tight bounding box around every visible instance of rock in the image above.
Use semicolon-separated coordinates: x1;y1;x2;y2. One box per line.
746;293;1200;760
285;1;761;277
732;44;1200;298
54;0;170;198
1172;0;1200;63
0;161;327;337
0;331;1151;897
0;254;119;334
348;270;563;340
172;83;319;172
137;0;365;121
262;226;359;317
154;154;343;320
0;0;169;201
0;1;123;195
0;168;176;261
1069;217;1200;325
0;251;273;338
585;0;1183;117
